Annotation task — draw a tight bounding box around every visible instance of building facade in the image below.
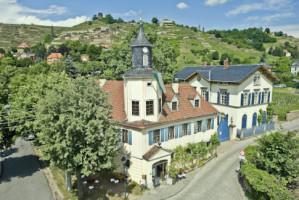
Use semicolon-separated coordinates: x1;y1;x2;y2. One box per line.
175;61;278;141
101;22;218;188
291;61;299;75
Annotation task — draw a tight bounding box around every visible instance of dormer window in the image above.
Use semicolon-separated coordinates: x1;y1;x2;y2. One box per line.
254;75;261;86
172;101;177;111
195;99;200;107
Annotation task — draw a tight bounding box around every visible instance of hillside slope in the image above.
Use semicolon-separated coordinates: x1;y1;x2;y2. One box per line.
0;21;298;67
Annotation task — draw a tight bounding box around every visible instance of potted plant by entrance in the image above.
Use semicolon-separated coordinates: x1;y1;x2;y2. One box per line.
166;164;178;185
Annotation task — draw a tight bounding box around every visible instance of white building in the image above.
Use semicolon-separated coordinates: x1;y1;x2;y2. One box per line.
175;60;278;141
291;61;299;75
100;22;218;188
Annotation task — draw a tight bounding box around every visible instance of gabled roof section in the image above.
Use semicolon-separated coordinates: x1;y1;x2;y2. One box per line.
17;42;30;49
143;145;172;161
292;61;299;67
130;23;153;47
123;67;158;79
175;63;278;83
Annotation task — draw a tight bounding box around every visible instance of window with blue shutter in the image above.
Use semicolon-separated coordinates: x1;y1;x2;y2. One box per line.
248;93;251;105
211;118;214;129
188;123;191;135
194;122;198;134
258;92;261;104
242;114;247;129
179;125;183;137
149;131;153;145
252;93;255;105
217;91;220;104
206;91;209;102
202;120;207;132
241;93;244;106
268;91;270;103
164;128;168;141
262;92;264;103
226;92;230;105
160;128;164;142
128;130;132;145
263;111;266;124
175;125;178;138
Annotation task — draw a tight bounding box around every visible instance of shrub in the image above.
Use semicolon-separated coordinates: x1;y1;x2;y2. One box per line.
241;163;294;200
168;164;179;178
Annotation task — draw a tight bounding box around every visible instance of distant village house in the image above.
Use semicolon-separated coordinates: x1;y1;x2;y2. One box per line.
0;53;4;59
16;52;36;61
81;55;89;62
17;42;30;54
291;61;299;76
47;53;63;64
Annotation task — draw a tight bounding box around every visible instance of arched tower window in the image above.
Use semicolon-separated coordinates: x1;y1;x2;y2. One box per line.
143;54;148;67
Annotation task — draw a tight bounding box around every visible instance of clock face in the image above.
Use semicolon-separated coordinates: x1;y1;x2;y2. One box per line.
143;47;148;53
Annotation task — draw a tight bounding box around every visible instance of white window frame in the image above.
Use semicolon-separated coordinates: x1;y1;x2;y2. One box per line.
220;91;227;105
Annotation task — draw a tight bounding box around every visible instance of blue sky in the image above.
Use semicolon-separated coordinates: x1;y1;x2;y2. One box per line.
1;0;299;38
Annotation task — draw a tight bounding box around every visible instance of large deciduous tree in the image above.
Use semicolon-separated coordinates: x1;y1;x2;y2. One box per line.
34;76;119;197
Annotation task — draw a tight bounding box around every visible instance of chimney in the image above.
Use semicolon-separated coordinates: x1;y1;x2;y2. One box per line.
203;61;207;67
172;82;179;94
210;62;214;66
99;78;106;87
223;59;229;68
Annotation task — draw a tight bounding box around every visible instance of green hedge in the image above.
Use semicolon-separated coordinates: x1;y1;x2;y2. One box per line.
241;163;294;200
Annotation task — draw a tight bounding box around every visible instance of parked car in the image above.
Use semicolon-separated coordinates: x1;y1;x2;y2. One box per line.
274;84;286;88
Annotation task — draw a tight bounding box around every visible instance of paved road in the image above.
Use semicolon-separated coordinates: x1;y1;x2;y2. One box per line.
0;138;54;200
168;119;299;200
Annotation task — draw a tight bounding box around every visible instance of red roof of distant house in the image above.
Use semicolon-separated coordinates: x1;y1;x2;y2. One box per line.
283;49;289;53
0;53;4;58
81;56;90;61
47;53;63;59
17;42;30;49
102;81;218;129
101;45;109;49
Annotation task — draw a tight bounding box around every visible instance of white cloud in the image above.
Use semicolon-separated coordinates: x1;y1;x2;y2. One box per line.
262;13;294;22
177;2;188;10
205;0;228;6
112;10;137;18
269;24;299;39
245;16;259;21
226;3;263;17
0;0;88;27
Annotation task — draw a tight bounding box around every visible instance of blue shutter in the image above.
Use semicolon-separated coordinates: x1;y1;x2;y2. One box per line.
252;93;255;104
242;115;247;129
258;92;261;104
175;125;178;138
179;125;183;137
268;91;270;103
226;92;230;105
149;131;153;145
202;120;207;132
211;118;214;129
217;92;220;104
248;93;251;105
206;91;209;102
194;122;198;134
160;128;164;142
263;111;266;124
241;93;244;106
188;123;191;135
262;92;264;103
128;130;132;145
164;128;168;141
217;115;219;125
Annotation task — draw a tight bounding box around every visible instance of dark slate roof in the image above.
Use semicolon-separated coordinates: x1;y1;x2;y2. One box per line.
123;67;158;79
175;64;264;83
130;23;153;47
292;61;299;67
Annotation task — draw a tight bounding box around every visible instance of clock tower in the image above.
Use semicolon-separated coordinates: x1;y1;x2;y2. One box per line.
123;21;163;123
130;22;153;68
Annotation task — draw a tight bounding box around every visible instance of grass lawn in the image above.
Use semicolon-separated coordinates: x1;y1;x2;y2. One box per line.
272;88;299;121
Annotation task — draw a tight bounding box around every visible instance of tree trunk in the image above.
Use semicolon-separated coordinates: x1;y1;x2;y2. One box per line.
76;172;83;198
65;171;72;191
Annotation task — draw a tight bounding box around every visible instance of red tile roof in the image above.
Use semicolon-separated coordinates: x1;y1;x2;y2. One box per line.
102;81;218;129
0;53;4;58
47;53;63;59
81;56;89;61
102;81;127;122
17;42;30;49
